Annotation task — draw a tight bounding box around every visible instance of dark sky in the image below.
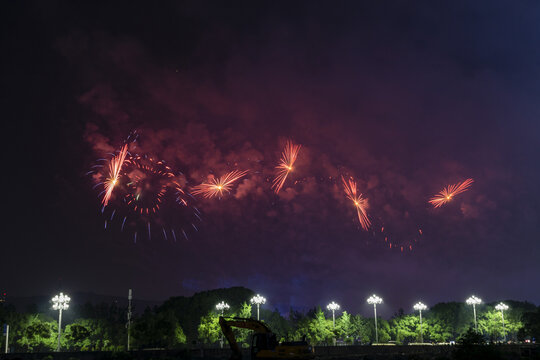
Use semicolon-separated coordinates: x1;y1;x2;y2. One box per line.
3;1;540;317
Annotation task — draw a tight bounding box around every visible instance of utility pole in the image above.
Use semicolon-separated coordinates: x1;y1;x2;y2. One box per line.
3;324;9;354
127;289;132;351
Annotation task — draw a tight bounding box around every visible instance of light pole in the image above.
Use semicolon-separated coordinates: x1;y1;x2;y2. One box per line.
413;302;428;343
326;302;340;329
52;293;70;352
466;295;482;332
127;289;132;351
495;302;509;342
216;301;230;348
367;294;383;344
327;302;340;346
250;294;266;321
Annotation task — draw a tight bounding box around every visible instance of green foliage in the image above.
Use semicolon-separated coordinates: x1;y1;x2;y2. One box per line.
389;314;419;344
336;311;353;343
518;306;540;341
64;318;123;351
197;313;220;344
458;327;484;345
293;308;333;345
16;315;58;352
350;315;371;344
264;309;292;341
132;308;186;349
233;302;253;348
158;286;254;344
64;323;91;350
426;302;470;341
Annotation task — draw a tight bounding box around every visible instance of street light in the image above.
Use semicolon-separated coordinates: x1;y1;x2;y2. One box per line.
326;302;340;329
327;301;340;346
52;293;70;352
367;294;383;344
466;295;482;332
250;294;266;321
413;302;428;343
495;302;509;342
216;301;230;316
216;301;230;348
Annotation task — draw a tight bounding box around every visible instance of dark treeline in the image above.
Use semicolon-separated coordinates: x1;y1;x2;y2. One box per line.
0;287;539;352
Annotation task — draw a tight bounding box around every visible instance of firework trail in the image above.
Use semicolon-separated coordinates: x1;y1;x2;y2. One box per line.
101;144;128;207
192;170;249;198
271;140;301;194
429;178;474;208
342;176;371;231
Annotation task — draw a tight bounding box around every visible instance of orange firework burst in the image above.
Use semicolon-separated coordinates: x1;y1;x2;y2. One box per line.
102;144;128;207
342;176;371;231
192;170;249;198
429;178;474;208
271;140;301;194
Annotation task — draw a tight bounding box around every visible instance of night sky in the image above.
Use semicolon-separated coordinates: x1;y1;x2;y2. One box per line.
3;1;540;317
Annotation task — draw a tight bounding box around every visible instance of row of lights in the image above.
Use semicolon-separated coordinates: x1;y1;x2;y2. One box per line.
49;292;510;351
217;293;510;344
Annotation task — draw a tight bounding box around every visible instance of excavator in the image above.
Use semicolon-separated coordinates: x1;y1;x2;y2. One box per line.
219;316;315;360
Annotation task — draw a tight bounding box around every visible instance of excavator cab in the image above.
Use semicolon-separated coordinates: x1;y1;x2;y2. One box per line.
219;316;314;360
251;333;278;359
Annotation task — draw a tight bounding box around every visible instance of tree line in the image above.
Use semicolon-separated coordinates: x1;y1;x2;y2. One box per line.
0;287;538;352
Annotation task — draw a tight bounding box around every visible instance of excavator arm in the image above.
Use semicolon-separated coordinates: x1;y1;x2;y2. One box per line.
219;316;313;360
219;317;271;360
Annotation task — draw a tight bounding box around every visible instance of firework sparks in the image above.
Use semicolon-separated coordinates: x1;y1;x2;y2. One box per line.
342;176;371;231
271;140;301;194
429;178;474;208
101;144;128;207
192;170;249;198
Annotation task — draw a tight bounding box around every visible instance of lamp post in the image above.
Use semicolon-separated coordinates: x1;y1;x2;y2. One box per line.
413;302;428;343
52;293;70;352
326;302;340;329
367;294;383;344
250;294;266;321
216;301;230;348
127;289;132;351
327;302;340;346
495;302;509;342
466;295;482;332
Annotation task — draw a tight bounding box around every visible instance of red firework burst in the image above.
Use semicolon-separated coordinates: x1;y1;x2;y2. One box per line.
192;170;249;198
342;176;371;231
102;144;128;207
272;140;301;194
429;178;474;208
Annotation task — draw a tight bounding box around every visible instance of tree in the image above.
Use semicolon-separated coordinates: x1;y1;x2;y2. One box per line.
350;315;371;344
304;308;333;345
16;315;57;352
132;308;186;349
64;323;91;350
264;309;292;342
518;307;540;341
198;313;221;344
336;311;354;344
427;302;470;341
424;318;452;342
232;302;252;348
390;314;418;344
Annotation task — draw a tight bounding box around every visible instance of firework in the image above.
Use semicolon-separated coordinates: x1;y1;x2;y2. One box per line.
101;144;128;207
271;140;301;194
342;176;371;231
192;170;249;198
93;148;200;242
429;178;474;208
